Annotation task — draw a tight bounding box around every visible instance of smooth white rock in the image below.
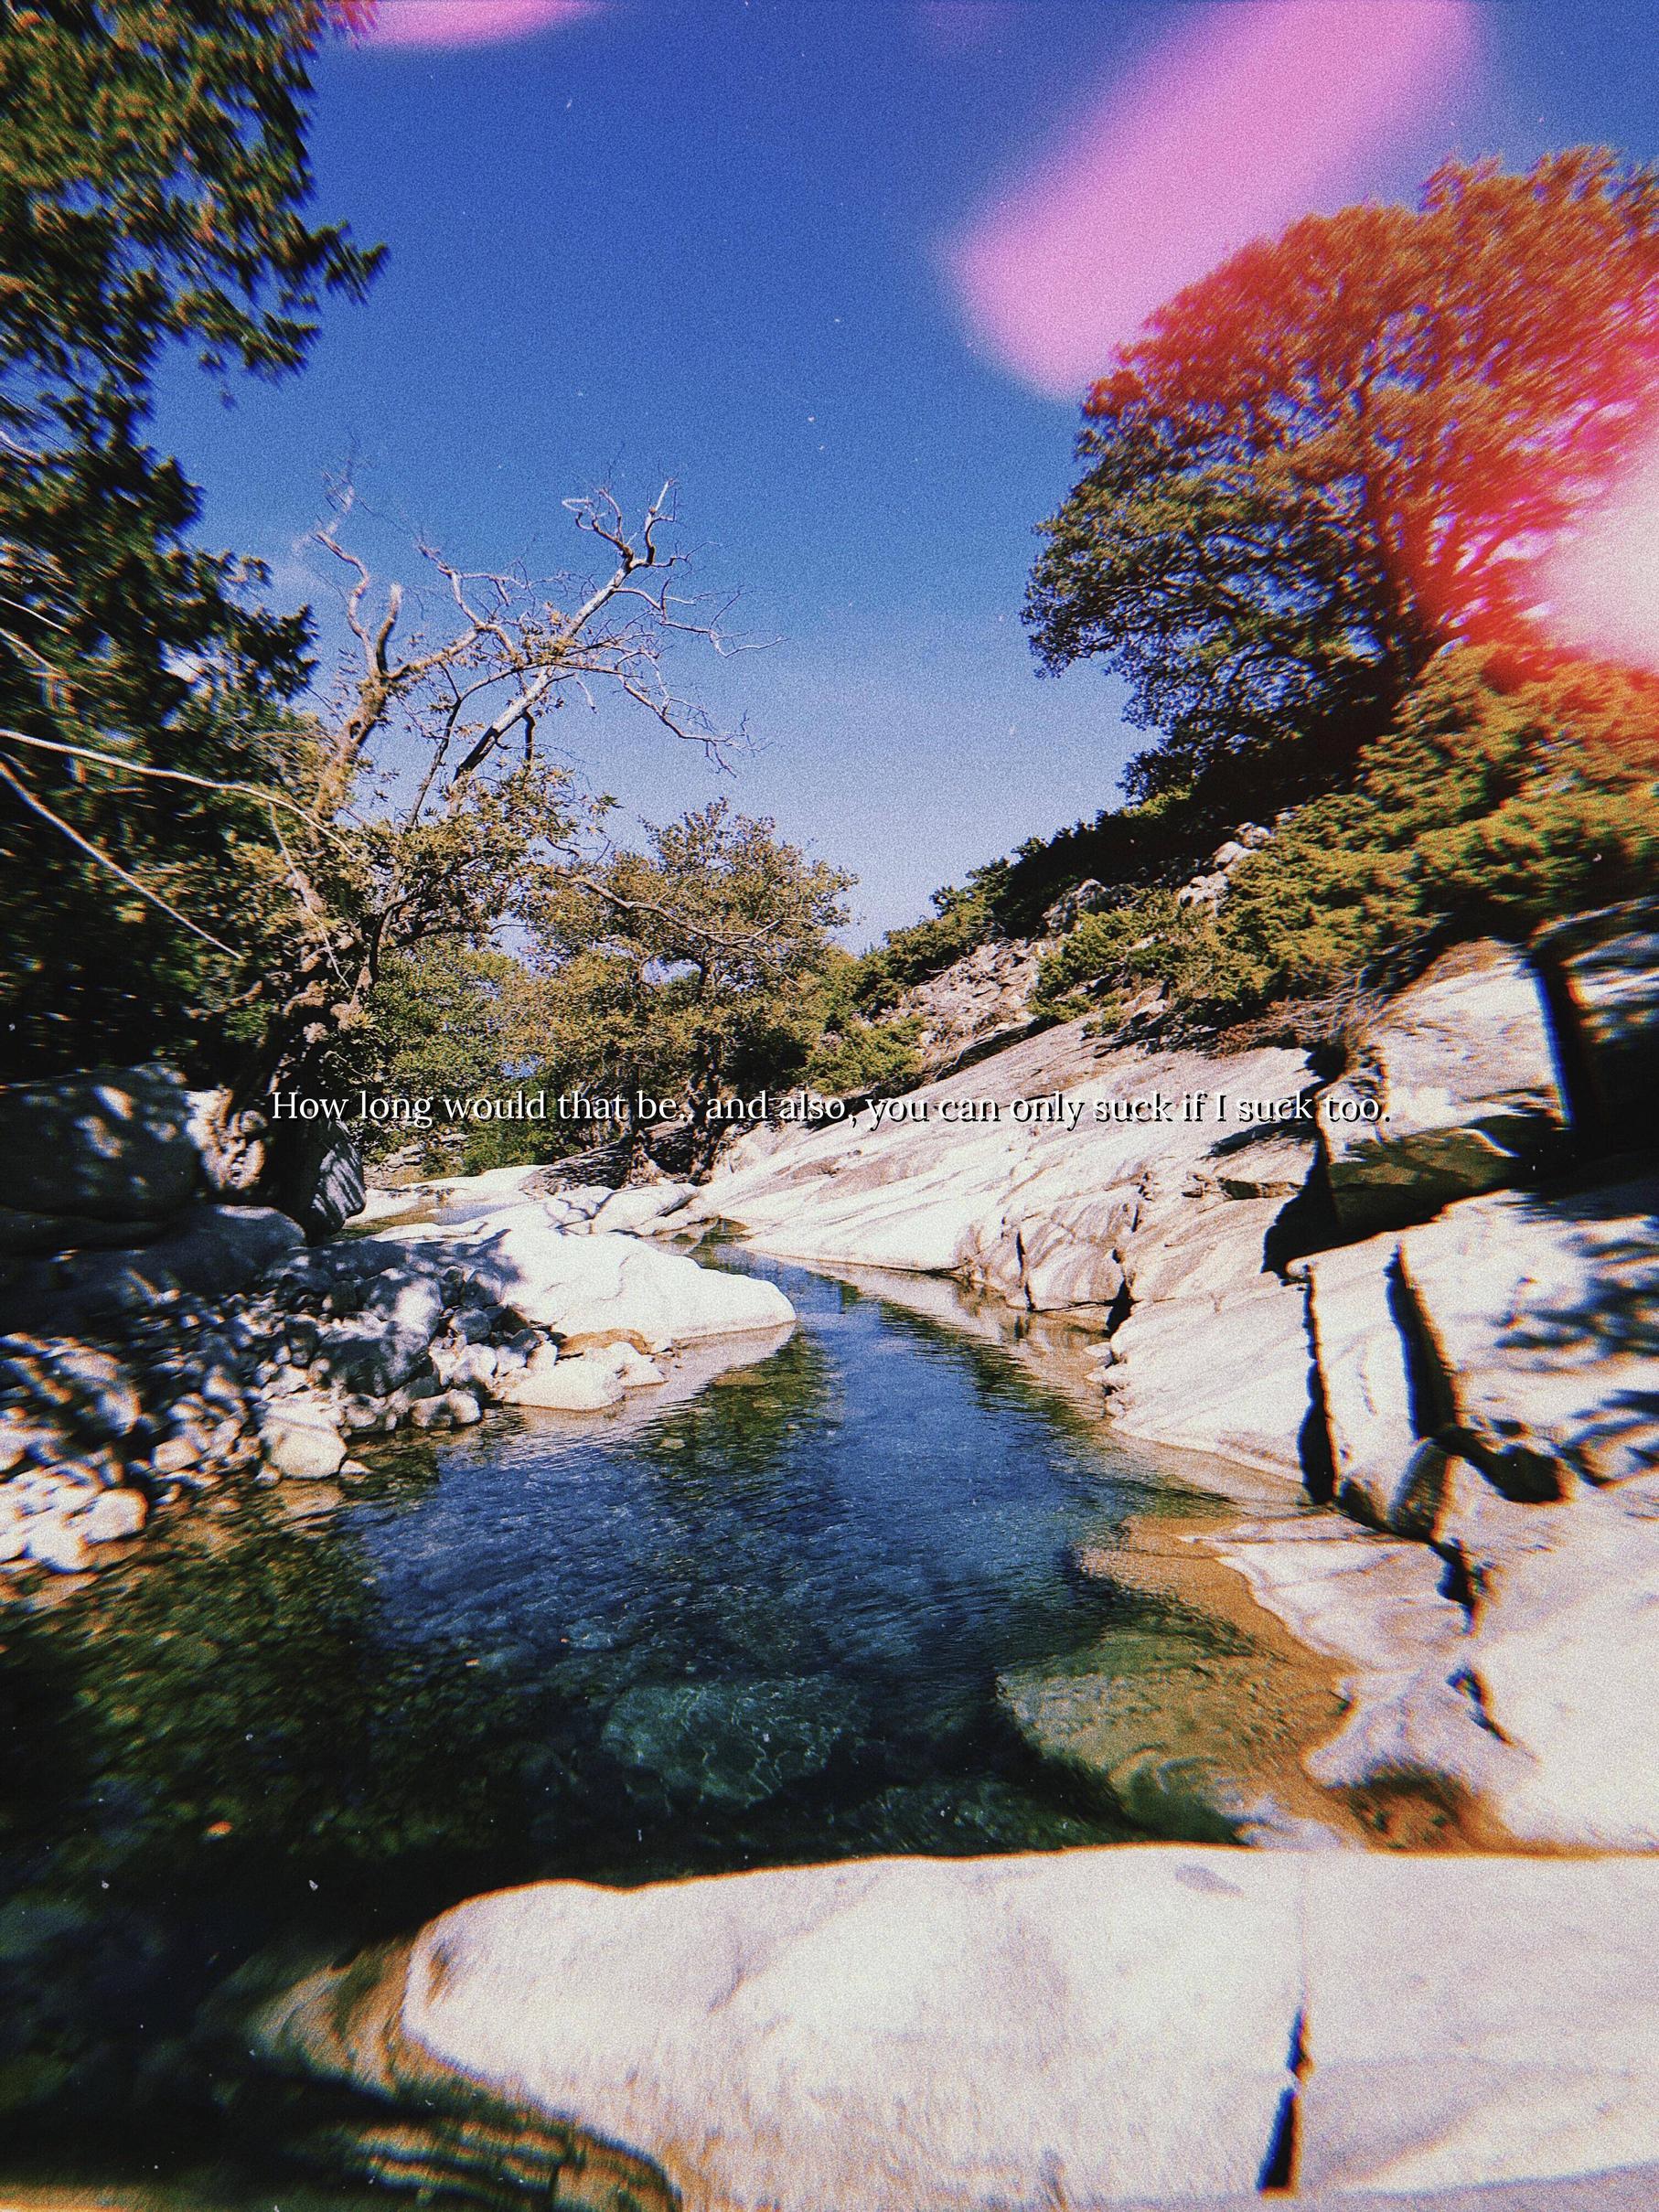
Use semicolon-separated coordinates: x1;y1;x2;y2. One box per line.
258;1398;348;1480
1397;1177;1659;1491
1105;1283;1313;1482
1305;1234;1440;1533
1319;939;1567;1233
1300;1855;1659;2193
498;1347;626;1411
24;1514;95;1573
260;1847;1306;2212
78;1488;147;1543
386;1213;794;1351
257;1848;1659;2208
585;1183;696;1236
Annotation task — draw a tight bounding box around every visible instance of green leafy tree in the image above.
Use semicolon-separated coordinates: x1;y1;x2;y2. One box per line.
523;800;852;1160
1028;151;1659;807
0;0;381;1074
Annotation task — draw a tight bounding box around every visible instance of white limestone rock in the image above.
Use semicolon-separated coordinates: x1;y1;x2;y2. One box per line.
1300;1855;1659;2194
1398;1175;1659;1491
388;1210;794;1351
1533;896;1659;1148
78;1488;147;1544
256;1849;1659;2208
0;1063;199;1254
584;1183;696;1237
24;1515;95;1573
1305;1234;1446;1534
1454;1490;1659;1849
1105;1283;1314;1482
498;1346;623;1411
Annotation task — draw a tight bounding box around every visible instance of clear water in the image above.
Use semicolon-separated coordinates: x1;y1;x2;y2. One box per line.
0;1252;1246;2185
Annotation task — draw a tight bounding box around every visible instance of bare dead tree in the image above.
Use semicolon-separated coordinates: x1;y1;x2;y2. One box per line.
225;479;763;1104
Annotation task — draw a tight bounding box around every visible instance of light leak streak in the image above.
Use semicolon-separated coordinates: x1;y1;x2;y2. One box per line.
944;0;1478;400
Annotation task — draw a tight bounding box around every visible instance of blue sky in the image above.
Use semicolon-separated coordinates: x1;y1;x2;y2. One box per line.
156;0;1658;942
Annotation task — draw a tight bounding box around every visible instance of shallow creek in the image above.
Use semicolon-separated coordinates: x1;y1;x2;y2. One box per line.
0;1249;1390;2198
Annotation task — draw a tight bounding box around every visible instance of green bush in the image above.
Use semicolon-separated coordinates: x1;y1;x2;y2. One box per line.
1037;652;1659;1024
806;1015;924;1098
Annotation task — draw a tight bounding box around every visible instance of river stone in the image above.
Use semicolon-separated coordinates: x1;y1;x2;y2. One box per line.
258;1398;348;1480
0;1063;199;1253
406;1214;795;1351
254;1847;1306;2212
24;1515;95;1573
79;1488;147;1543
1319;940;1567;1234
1204;1516;1518;1804
1533;896;1659;1149
600;1678;862;1808
409;1388;483;1430
260;1119;367;1241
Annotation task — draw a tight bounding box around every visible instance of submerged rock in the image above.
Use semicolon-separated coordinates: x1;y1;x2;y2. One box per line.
999;1627;1345;1846
600;1677;862;1808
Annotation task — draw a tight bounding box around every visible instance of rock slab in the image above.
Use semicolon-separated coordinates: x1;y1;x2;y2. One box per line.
256;1848;1659;2211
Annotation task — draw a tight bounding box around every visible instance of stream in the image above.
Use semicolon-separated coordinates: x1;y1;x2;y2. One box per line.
0;1250;1345;2199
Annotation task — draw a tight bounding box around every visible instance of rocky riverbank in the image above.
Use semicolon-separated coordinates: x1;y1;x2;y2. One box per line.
686;902;1659;1850
0;1075;790;1593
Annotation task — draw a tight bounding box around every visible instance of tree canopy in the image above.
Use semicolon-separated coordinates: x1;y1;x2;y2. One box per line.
1027;150;1659;807
0;0;381;1074
522;800;852;1159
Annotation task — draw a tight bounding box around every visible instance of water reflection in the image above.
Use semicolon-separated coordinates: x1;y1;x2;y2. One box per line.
0;1253;1257;2176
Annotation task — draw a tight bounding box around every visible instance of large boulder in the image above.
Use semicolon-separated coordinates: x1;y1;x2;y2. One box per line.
1318;940;1568;1234
1533;897;1659;1152
252;1849;1659;2208
265;1121;366;1241
394;1210;794;1350
0;1204;305;1333
255;1848;1307;2212
0;1064;199;1254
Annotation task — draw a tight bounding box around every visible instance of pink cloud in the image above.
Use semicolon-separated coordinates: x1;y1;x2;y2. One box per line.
944;0;1479;400
364;0;596;49
1541;431;1659;674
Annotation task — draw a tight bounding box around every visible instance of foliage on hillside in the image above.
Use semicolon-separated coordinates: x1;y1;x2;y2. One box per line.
842;882;1001;1013
1035;653;1659;1026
